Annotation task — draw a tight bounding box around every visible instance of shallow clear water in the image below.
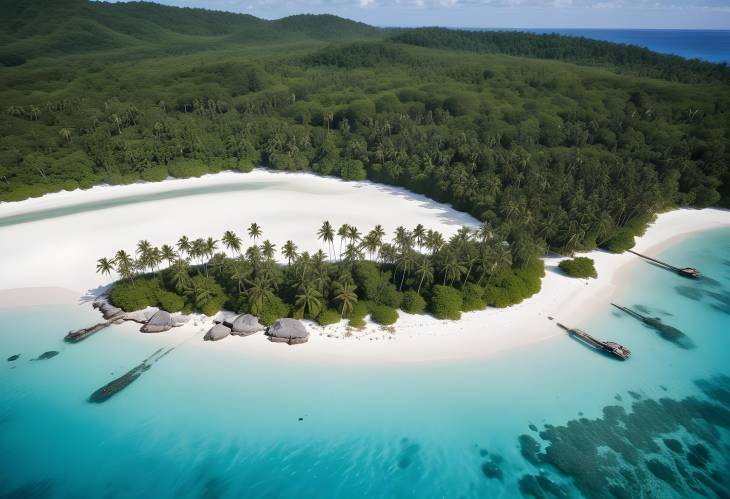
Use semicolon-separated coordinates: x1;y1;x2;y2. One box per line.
1;228;729;498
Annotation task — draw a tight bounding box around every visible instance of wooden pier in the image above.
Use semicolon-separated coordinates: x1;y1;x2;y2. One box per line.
627;249;702;278
65;319;116;343
557;323;631;360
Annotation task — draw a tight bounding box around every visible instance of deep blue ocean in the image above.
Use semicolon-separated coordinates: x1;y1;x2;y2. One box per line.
2;228;729;498
472;28;730;63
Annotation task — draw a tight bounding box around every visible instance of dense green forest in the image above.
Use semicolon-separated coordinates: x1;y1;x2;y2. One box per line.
1;0;729;264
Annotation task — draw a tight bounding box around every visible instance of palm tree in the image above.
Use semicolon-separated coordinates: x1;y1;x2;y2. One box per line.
114;250;135;282
247;275;274;315
361;231;380;261
425;230;445;255
222;230;242;256
177;235;191;259
231;259;250;294
415;256;433;294
346;225;361;246
337;224;349;260
261;240;276;260
190;238;206;271
295;284;322;319
59;128;72;144
282;240;298;267
317;221;335;260
96;257;114;278
170;259;191;293
413;224;426;251
334;280;358;318
441;251;466;286
248;223;262;244
160;244;177;267
343;243;364;265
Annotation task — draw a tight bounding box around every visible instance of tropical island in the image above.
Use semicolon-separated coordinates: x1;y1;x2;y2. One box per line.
96;220;543;334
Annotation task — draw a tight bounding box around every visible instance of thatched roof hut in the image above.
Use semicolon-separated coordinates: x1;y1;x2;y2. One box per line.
266;318;309;345
141;310;173;333
204;323;231;341
229;314;265;336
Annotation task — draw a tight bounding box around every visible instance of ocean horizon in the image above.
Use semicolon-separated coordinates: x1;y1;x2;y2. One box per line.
392;27;730;63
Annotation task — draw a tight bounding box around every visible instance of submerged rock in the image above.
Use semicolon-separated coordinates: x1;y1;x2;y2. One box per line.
204;323;231;341
266;318;308;345
141;310;173;333
35;351;59;361
7;354;20;362
229;314;265;336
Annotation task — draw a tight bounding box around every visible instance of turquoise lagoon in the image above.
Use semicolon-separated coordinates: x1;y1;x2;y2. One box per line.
1;229;729;498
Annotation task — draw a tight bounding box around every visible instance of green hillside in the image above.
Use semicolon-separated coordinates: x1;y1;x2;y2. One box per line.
0;0;728;261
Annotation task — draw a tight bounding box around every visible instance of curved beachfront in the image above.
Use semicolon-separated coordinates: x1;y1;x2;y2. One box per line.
1;169;729;364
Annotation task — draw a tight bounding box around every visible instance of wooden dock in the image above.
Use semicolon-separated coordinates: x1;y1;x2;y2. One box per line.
557;323;631;360
627;249;702;278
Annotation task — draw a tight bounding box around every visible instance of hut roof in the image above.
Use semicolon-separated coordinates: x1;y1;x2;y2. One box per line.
205;323;231;341
141;310;173;333
231;314;265;334
267;318;308;339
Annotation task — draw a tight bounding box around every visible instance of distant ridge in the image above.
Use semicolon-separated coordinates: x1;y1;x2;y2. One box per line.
0;0;381;62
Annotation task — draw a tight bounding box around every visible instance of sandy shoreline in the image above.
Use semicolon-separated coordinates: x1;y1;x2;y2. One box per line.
1;170;728;364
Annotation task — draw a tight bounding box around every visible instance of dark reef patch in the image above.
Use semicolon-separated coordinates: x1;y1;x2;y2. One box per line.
519;434;542;465
33;351;58;361
529;424;538;432
481;458;503;482
646;459;679;490
663;438;683;454
518;473;568;499
397;438;420;470
0;479;54;499
514;375;730;498
6;354;19;362
687;443;711;469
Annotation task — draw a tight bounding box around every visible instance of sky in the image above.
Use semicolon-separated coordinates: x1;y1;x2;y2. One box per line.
106;0;730;28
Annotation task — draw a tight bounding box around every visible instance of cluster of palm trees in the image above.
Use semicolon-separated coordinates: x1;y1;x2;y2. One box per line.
98;220;515;318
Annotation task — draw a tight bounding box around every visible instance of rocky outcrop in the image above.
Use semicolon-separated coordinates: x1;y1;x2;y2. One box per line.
204;323;231;341
93;300;124;320
266;318;309;345
229;314;265;336
141;310;173;333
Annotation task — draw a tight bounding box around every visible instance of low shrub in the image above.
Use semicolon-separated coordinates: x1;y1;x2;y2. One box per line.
258;295;290;326
460;283;486;312
348;300;369;328
157;290;184;312
604;230;635;253
559;257;598;278
429;285;462;320
401;290;426;314
369;303;398;325
167;159;208;178
317;308;342;326
109;279;159;311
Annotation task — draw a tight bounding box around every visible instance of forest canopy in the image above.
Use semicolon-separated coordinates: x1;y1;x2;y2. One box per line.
1;0;729;262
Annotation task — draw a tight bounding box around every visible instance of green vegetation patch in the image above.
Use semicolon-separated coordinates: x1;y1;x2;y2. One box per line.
559;257;598;278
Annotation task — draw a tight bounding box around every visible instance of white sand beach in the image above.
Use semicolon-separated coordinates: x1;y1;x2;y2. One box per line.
1;170;728;363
